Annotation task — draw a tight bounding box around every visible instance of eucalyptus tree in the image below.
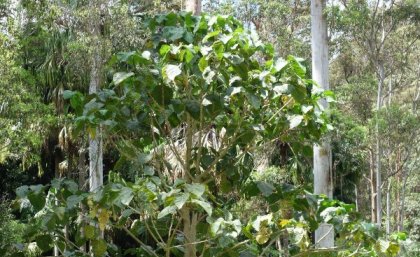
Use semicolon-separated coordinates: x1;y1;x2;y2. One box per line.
88;0;105;193
336;0;419;228
311;0;334;248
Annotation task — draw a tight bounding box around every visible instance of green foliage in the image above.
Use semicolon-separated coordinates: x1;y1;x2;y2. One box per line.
5;12;404;257
0;201;37;257
0;33;56;167
8;175;403;257
331;110;368;203
0;203;23;246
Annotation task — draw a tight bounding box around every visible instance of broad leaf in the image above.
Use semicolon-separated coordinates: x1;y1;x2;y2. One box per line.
164;64;182;81
113;72;134;85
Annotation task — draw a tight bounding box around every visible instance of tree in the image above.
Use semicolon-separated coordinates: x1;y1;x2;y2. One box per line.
88;0;104;192
311;0;334;248
14;13;367;257
336;0;419;229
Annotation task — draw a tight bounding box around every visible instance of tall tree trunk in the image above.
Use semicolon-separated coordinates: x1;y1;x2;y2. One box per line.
311;0;334;248
375;61;384;227
395;148;401;231
88;0;104;193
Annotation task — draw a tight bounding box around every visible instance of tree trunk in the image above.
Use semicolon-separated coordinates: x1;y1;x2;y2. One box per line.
88;0;103;193
185;0;201;15
395;149;401;232
354;183;359;212
181;2;201;257
375;61;384;227
386;179;391;236
399;167;407;231
311;0;334;248
181;207;198;257
78;147;87;252
369;149;376;223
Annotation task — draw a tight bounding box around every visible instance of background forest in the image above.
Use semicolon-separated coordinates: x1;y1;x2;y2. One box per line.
0;0;418;256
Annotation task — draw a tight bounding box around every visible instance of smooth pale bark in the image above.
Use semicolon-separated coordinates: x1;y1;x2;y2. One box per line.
354;183;359;212
185;0;201;15
88;0;104;192
399;168;407;231
375;61;384;227
311;0;334;248
370;149;377;224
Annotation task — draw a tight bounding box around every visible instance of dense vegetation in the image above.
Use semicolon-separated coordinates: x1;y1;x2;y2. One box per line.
0;0;418;256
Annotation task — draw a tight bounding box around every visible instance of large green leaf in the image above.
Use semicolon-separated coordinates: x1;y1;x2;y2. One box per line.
191;199;212;216
113;72;134;85
66;195;84;209
256;181;275;197
35;235;52;252
151;84;173;106
162;26;185;41
119;187;133;206
185;100;201;120
157;205;177;219
27;191;46;212
184;183;205;197
174;193;189;209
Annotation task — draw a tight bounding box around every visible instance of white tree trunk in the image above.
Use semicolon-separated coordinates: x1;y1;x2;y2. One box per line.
89;0;103;192
376;61;384;227
185;0;201;15
354;183;359;212
399;168;407;231
311;0;334;248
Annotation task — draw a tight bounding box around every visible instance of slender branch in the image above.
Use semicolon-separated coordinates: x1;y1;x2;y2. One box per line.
215;240;250;257
122;226;160;257
266;98;293;124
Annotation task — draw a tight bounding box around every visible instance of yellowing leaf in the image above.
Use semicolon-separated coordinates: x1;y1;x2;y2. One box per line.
278;219;291;228
89;205;97;218
256;234;269;245
256;225;271;245
97;208;110;231
87;127;96;139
